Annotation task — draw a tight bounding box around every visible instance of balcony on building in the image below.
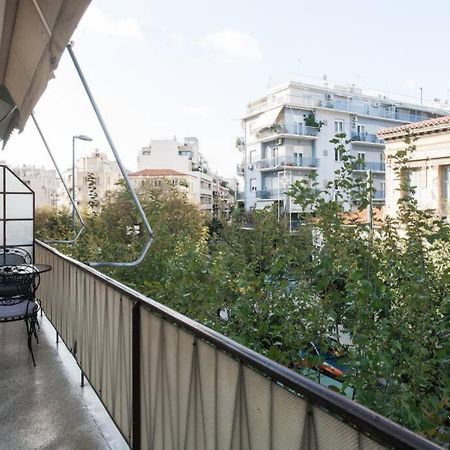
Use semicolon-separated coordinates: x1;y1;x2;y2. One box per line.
255;154;319;172
373;189;386;202
350;132;385;146
352;161;386;173
257;123;319;143
236;162;245;176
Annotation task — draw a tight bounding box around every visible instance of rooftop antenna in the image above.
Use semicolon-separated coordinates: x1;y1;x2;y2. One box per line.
420;87;423;106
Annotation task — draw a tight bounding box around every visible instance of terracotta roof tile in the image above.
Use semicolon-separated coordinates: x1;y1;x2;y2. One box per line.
378;115;450;139
129;169;188;177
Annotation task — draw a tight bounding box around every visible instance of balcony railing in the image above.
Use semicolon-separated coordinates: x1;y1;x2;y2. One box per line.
236;163;244;176
351;132;384;145
35;241;438;450
353;161;386;172
257;123;319;140
256;188;284;199
255;155;319;170
321;100;433;123
373;190;385;200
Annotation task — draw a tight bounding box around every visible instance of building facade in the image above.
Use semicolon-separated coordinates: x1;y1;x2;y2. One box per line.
380;116;450;218
12;165;58;208
137;137;235;214
237;81;448;214
128;168;197;204
62;151;122;210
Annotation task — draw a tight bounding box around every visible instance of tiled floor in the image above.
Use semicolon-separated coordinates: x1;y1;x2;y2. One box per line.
0;313;129;449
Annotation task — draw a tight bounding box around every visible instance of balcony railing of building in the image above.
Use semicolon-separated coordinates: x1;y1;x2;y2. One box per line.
34;240;438;450
373;190;385;200
320;100;434;123
352;161;386;172
257;123;319;140
236;163;245;176
350;132;384;145
255;155;319;171
236;191;245;200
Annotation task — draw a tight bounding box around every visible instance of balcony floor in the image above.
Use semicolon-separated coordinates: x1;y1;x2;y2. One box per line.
0;313;128;450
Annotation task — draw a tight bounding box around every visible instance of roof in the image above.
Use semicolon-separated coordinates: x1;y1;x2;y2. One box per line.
378;115;450;140
128;169;188;177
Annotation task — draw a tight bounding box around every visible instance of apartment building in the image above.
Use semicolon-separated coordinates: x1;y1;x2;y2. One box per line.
137;137;215;213
62;151;122;210
211;174;236;218
237;81;449;214
128;168;197;204
12;165;58;208
380;116;450;218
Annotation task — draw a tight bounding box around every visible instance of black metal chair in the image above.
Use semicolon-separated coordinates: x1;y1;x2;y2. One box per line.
0;266;40;366
0;248;32;266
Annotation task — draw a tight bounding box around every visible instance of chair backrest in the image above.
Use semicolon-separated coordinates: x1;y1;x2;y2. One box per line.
0;268;39;302
0;248;32;266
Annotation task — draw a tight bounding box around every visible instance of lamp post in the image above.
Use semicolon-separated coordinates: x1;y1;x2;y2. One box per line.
72;134;92;228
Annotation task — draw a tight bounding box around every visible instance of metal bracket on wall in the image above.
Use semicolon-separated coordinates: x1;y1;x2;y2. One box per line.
31;112;85;245
67;42;154;268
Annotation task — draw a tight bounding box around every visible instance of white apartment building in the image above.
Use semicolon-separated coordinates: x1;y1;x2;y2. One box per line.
128;169;197;205
238;81;449;214
137;137;215;212
380;116;450;218
62;151;122;210
12;165;58;208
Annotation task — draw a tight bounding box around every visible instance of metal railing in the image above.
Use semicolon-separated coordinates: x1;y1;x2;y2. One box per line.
321;100;433;123
373;190;385;200
352;162;386;172
35;241;439;450
255;155;319;170
257;123;319;140
351;132;384;145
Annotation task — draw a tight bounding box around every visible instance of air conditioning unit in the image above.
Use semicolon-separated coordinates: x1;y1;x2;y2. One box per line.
248;164;254;170
276;138;284;145
373;101;380;108
351;114;358;128
326;93;333;100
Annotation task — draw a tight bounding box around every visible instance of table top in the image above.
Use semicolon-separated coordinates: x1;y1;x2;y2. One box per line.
0;264;52;276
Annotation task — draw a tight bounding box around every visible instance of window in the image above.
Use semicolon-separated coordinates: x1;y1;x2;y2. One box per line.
249;150;256;163
294;152;303;166
334;148;340;162
357;124;365;134
334;120;344;134
295;122;303;134
250;178;257;192
357;152;366;170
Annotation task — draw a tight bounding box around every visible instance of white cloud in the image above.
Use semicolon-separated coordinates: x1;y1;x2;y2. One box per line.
80;6;144;39
184;105;214;118
200;29;262;62
403;79;418;89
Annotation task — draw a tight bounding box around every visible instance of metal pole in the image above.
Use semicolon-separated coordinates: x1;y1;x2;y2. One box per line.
367;170;373;231
66;42;153;268
72;136;76;230
31;113;85;244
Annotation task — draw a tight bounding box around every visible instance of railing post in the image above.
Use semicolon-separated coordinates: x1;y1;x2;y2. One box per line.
132;301;141;450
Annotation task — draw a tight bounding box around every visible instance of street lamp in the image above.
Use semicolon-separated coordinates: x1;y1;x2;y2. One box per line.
72;134;92;228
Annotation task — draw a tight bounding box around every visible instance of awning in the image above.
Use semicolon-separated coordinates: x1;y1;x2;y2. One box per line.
252;106;284;131
0;0;91;145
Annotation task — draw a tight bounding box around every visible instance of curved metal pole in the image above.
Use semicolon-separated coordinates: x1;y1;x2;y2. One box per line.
31;112;85;244
66;42;154;268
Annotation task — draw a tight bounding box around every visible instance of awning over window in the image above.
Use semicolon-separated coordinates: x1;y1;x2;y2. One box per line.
0;0;91;145
252;106;284;131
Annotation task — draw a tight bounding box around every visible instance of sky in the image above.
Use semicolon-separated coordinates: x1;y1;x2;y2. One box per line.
3;0;450;178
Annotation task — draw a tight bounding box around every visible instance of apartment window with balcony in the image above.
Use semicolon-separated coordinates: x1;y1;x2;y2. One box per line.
357;124;365;134
294;152;303;166
334;148;340;162
334;120;344;134
357;152;366;169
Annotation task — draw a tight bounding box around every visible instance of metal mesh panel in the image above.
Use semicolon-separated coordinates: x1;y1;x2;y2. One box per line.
272;381;307;449
314;406;359;449
35;245;132;443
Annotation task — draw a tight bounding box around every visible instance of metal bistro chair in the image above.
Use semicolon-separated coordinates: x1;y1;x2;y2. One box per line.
0;265;40;366
0;248;32;266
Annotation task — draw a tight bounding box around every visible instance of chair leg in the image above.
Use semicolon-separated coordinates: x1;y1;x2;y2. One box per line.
25;318;36;367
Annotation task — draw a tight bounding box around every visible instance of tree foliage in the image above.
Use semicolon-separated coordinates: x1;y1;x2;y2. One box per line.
35;138;450;445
